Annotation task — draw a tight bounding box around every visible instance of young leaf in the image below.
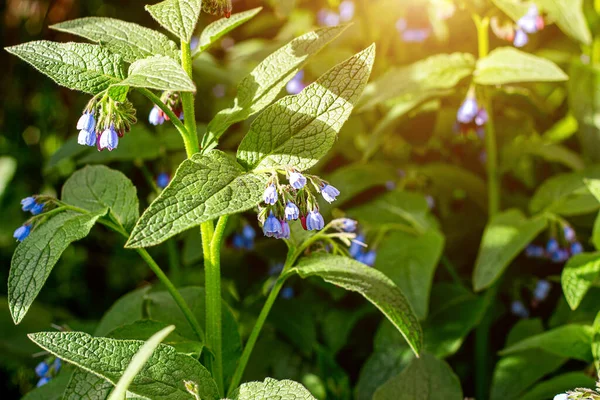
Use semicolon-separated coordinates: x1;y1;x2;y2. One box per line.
499;324;594;362
117;55;196;92
5;41;124;94
28;331;220;400
197;8;262;53
519;372;596;400
126;150;267;248
561;253;600;310
537;0;592;45
288;254;423;356
108;325;175;400
473;209;547;291
62;165;139;231
237;44;375;171
359;52;475;111
474;47;568;85
201;25;349;150
230;378;316;400
9;211;104;324
372;353;463;400
145;0;202;43
50;17;179;62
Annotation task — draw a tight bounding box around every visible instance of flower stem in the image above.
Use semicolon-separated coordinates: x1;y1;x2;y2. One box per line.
137;88;189;145
181;41;200;156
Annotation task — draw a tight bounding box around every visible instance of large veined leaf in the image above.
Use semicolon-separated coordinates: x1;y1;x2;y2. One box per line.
537;0;592;44
373;353;463;400
117;56;196;92
201;25;349;151
8;211;104;324
561;253;600;310
62;165;139;231
29;331;219;400
126;150;267;248
64;370;115;400
358;52;475;111
237;44;375;171
5;41;125;94
230;378;316;400
473;209;547;291
499;324;594;362
145;0;203;43
288;254;423;356
474;47;568;85
569;62;600;162
50;17;179;62
197;8;262;53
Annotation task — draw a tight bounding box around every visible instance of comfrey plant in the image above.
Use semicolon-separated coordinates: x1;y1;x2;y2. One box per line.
5;1;428;399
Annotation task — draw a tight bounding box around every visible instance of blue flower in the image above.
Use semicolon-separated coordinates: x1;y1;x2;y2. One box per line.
53;358;61;372
156;173;170;189
76;111;96;133
233;225;255;249
511;300;529;318
263;212;282;237
37;377;51;387
533;280;551;302
232;234;246;249
21;197;36;212
286;71;306;95
269;263;284;276
306;209;325;231
275;220;291;239
288;172;307;189
77;128;96;147
525;244;544;258
358;250;377;267
30;203;44;216
546;238;559;254
321;184;340;203
563;226;576;242
550;249;569;263
242;225;256;240
341;218;357;232
285;202;300;220
99;126;119;151
263;184;278;205
517;5;543;34
149;106;165;126
281;287;295;299
350;234;365;258
35;362;49;377
13;225;31;242
457;97;479;124
571;242;583;255
513;29;529;47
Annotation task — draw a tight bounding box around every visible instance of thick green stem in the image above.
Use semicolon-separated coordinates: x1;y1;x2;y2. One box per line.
181;41;200;156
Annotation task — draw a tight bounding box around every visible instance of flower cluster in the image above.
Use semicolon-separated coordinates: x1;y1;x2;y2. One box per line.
14;196;50;242
77;95;137;151
257;169;340;239
35;358;61;387
232;224;256;250
525;226;583;263
455;92;488;138
149;92;184;126
286;70;307;95
317;1;354;27
491;5;544;48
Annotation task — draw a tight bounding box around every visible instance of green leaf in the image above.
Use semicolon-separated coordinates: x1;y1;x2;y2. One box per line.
50;17;179;63
289;254;423;356
537;0;592;44
107;85;129;102
9;211;103;324
230;378;316;400
376;229;445;319
117;55;196;92
359;52;475;111
529;166;600;216
474;47;568;85
108;325;175;400
491;0;533;22
201;25;349;150
28;331;219;400
568;62;600;161
145;0;202;43
561;253;600;310
501;135;585;173
592;312;600;371
197;8;261;52
23;370;73;400
520;372;596;400
500;324;594;362
473;209;547;291
95;286;151;337
126;150;267;248
62;165;139;231
237;44;375;171
373;353;462;400
64;370;114;400
5;41;124;94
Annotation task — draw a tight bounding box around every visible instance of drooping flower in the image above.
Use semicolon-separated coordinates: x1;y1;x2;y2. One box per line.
285;202;300;220
358;250;377;267
321;184;340;203
525;244;545;258
533;280;551;302
563;226;576;242
288;171;307;189
77;111;96;132
570;242;583;255
341;218;357;233
263;212;283;237
21;197;36;212
513;29;529;47
306;209;325;231
99;125;119;151
457;97;479;124
550;249;569;263
30;203;44;216
281;287;295;299
546;238;559;254
275;220;291;239
511;300;529;318
263;184;278;205
37;377;51;387
78;129;96;146
149;106;165;126
35;362;49;378
233;224;256;250
286;71;306;95
517;5;543;34
13;224;31;242
350;234;365;258
156;173;170;189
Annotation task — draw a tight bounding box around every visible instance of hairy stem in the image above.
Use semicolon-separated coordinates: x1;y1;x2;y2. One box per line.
181;41;200;156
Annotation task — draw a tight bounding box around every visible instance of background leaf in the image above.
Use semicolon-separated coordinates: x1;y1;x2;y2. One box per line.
145;0;202;42
118;56;196;92
537;0;592;44
197;8;262;52
561;252;600;310
230;378;316;400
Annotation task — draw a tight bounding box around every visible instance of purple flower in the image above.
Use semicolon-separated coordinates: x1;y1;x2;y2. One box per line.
77;111;96;133
546;238;559;254
99;126;119;151
286;71;306;95
525;245;545;258
275;220;291;239
513;29;529;47
285;202;300;220
511;300;529;318
306;209;325;231
517;5;542;34
339;1;355;22
457;97;479;124
550;249;569;263
396;18;430;42
263;184;278;205
571;242;583;255
563;226;576;242
78;129;96;147
281;287;295;299
13;225;31;242
21;197;36;212
190;37;199;51
321;184;340;203
37;377;51;387
263;212;282;237
341;218;357;232
149;106;165;126
156;173;170;189
317;9;341;27
533;280;551;302
288;171;307;189
474;108;488;126
30;203;44;216
35;362;49;377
